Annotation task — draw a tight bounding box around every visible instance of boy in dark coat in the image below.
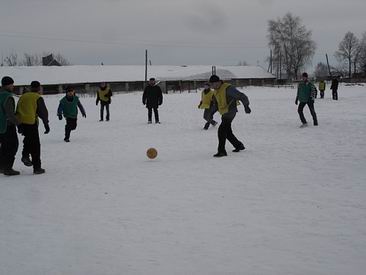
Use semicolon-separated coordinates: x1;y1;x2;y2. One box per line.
96;82;112;121
16;81;49;174
57;86;86;142
0;76;20;175
142;78;163;124
330;77;339;100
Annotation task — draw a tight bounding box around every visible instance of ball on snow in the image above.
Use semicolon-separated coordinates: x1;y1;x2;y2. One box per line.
146;148;158;159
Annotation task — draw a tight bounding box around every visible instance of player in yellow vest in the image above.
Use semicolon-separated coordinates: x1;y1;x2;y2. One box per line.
96;82;112;121
198;82;217;130
16;81;49;174
209;75;251;157
318;80;326;99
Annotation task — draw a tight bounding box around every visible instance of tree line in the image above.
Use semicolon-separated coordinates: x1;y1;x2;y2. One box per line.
1;52;70;66
266;13;365;79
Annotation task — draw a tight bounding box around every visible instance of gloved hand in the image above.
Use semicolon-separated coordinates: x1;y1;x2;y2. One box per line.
295;99;298;105
58;114;63;120
44;124;50;134
244;105;251;114
96;101;99;106
82;113;86;118
17;125;24;135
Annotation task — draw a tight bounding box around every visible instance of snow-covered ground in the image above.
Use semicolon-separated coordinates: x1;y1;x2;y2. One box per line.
1;85;365;275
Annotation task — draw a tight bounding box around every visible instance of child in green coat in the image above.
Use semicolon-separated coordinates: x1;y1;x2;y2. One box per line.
57;86;86;142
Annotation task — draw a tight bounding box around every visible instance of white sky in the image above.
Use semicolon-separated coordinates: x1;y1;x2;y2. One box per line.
0;0;365;69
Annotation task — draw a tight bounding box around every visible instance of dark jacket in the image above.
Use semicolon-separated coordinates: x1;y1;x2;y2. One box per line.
142;85;163;108
331;79;339;91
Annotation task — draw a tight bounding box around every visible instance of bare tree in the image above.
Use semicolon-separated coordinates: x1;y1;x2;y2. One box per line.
267;13;316;79
237;60;248;66
4;52;19;66
358;32;366;73
335;31;360;78
21;53;42;66
314;62;329;79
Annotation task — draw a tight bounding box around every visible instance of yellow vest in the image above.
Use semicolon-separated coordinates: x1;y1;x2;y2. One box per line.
16;92;41;125
319;81;326;90
199;89;215;109
214;83;233;115
98;88;110;102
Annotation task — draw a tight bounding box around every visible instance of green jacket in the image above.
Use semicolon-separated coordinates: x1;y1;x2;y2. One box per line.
297;81;316;103
0;90;13;134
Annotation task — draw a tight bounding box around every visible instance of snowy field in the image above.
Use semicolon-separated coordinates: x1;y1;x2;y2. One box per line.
1;85;366;275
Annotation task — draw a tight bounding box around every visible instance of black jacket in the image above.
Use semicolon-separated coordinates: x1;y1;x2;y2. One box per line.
142;85;163;108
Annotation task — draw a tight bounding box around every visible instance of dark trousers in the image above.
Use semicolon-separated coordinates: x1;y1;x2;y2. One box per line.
203;106;217;124
21;124;41;169
298;101;318;125
217;112;243;153
320;90;325;98
65;118;77;139
148;107;159;123
332;89;338;100
0;125;19;170
100;102;110;121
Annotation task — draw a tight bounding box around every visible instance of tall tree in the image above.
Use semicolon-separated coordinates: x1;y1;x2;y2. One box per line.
358;32;366;73
267;13;316;79
335;31;359;78
4;52;18;66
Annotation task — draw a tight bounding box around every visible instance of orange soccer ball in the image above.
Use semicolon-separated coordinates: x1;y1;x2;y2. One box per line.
146;148;158;159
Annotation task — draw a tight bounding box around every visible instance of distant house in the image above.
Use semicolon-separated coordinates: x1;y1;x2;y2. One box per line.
42;54;61;66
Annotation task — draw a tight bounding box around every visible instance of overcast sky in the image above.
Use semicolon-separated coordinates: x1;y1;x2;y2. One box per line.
0;0;365;70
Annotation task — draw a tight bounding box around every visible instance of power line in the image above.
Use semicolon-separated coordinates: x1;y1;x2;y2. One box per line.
0;31;267;49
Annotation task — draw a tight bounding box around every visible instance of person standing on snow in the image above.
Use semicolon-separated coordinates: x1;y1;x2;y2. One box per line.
16;81;49;174
57;86;86;142
198;82;218;130
142;78;163;124
330;77;339;100
208;75;251;157
0;76;20;176
96;82;112;121
318;79;326;99
295;72;318;127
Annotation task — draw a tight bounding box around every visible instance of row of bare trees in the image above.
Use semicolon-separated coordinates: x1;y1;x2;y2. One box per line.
267;13;366;80
334;31;366;78
1;52;70;66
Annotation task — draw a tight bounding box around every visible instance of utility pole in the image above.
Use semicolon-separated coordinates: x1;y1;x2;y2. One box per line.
326;53;332;77
145;49;148;87
211;65;216;75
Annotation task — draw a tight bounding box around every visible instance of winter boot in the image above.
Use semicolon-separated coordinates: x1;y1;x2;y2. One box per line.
33;168;45;175
4;169;20;176
233;144;245;152
213;151;228;158
21;156;33;167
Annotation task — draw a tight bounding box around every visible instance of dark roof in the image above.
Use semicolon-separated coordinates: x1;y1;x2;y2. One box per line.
42;54;61;66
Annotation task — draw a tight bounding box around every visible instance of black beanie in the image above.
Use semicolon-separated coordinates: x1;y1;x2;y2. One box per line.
209;75;220;83
1;76;14;86
30;81;41;89
302;72;308;78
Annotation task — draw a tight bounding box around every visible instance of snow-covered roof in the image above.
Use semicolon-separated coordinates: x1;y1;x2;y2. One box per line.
0;65;275;86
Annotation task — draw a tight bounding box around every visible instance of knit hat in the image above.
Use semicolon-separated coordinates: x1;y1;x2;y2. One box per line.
302;72;308;78
30;81;41;89
65;86;74;93
1;76;14;86
209;75;220;83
